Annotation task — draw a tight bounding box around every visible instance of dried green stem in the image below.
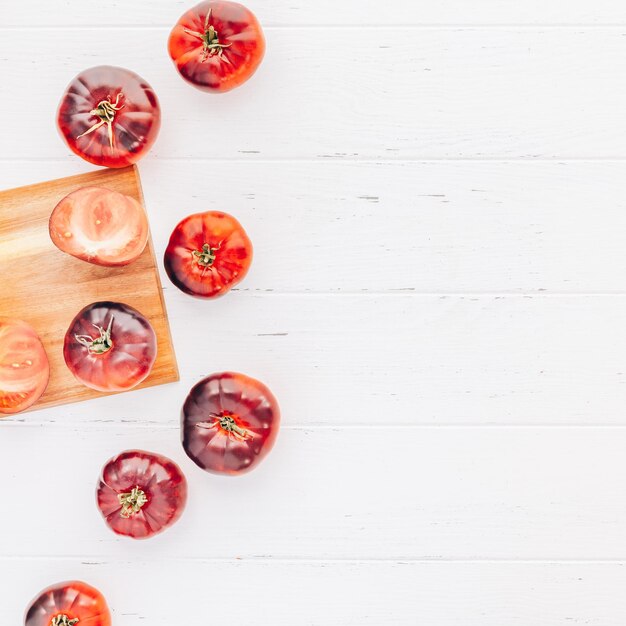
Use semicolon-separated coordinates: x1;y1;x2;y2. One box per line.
118;486;148;518
75;316;114;355
50;616;79;626
216;414;251;440
76;92;125;149
183;8;232;63
192;243;218;267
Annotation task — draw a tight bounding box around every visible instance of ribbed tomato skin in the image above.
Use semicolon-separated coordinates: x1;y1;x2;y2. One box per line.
164;211;253;298
96;449;188;539
24;581;111;626
63;301;157;392
168;1;265;93
182;371;280;474
57;65;160;168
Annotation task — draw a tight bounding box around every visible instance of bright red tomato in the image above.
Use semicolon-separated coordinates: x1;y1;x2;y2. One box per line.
49;186;149;267
0;318;49;415
168;1;265;93
97;449;188;539
25;581;111;626
164;211;252;298
64;301;157;392
57;66;161;168
182;372;280;475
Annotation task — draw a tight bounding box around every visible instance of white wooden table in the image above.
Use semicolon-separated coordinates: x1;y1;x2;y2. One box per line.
2;1;626;623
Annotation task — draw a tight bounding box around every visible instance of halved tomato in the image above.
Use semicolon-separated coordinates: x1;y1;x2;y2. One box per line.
49;186;149;266
0;318;49;415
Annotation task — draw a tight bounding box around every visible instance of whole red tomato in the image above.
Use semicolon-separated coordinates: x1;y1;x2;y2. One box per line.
0;318;49;415
49;186;149;266
64;301;157;392
164;211;252;298
25;580;111;626
57;65;161;168
168;1;265;93
97;449;188;539
182;372;280;475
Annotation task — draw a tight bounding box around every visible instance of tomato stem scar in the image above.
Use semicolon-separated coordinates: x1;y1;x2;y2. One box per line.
75;315;114;355
50;616;79;626
192;243;218;267
216;414;252;440
183;8;233;63
118;486;148;518
76;92;125;149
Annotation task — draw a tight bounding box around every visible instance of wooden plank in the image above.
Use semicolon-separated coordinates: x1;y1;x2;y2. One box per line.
5;0;626;26
3;160;626;294
1;294;625;425
0;166;178;411
5;559;626;625
2;29;626;160
1;424;626;559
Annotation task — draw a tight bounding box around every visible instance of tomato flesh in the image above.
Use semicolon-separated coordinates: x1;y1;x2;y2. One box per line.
168;1;265;93
164;211;253;298
0;318;49;415
182;371;280;474
57;65;161;168
97;449;188;539
25;581;111;626
49;186;149;267
63;301;157;392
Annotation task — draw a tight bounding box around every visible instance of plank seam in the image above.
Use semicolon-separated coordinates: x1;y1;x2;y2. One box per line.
2;556;626;564
6;422;626;429
4;24;626;30
6;157;626;164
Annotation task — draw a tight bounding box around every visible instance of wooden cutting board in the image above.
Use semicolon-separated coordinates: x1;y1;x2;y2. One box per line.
0;165;179;412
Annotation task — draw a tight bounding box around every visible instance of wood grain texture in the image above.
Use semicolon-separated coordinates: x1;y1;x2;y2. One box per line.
0;166;178;411
2;1;626;624
5;0;626;26
3;294;626;426
2;424;626;560
5;559;626;625
3;160;626;295
3;29;626;160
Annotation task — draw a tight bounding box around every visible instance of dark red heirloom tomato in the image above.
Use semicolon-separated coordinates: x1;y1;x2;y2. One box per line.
57;65;161;168
168;1;265;93
164;211;252;298
64;301;157;392
0;318;49;415
97;450;187;539
182;372;280;475
25;580;111;626
49;186;149;266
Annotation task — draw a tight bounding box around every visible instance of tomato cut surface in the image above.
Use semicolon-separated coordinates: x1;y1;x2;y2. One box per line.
97;449;188;539
168;1;265;93
25;580;111;626
0;318;49;415
49;186;149;266
57;65;161;168
164;211;253;298
63;301;157;392
182;372;280;474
